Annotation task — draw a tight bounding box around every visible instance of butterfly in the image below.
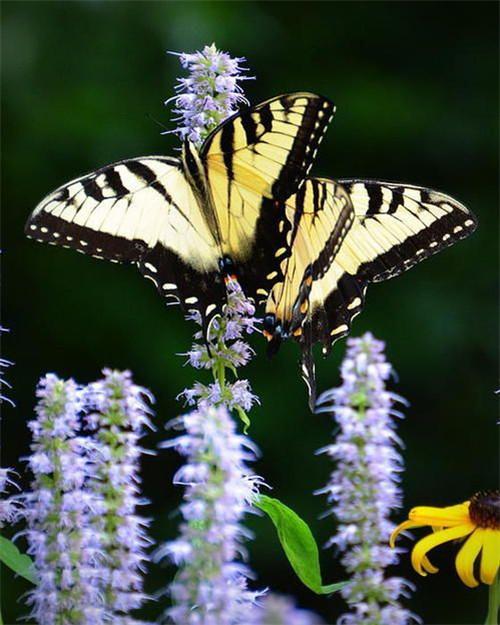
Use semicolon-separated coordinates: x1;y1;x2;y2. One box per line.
25;93;334;337
25;92;477;406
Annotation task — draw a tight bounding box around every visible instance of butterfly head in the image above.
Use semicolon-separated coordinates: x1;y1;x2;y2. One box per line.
219;255;238;282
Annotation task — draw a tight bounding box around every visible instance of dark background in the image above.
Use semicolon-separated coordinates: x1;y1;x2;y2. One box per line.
1;2;498;624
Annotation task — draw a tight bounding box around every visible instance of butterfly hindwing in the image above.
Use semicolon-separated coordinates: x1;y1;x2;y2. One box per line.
265;177;355;337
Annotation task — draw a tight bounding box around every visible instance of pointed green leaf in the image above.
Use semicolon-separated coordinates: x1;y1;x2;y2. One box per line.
255;495;347;595
0;536;37;584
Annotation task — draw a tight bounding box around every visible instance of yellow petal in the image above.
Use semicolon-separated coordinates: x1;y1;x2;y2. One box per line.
455;529;483;588
421;555;439;574
480;529;500;585
390;520;424;548
408;502;470;527
411;523;475;576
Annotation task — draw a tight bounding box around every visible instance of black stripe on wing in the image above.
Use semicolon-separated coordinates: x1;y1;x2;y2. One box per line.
26;211;149;262
201;92;336;200
339;179;478;282
25;156;181;263
270;94;335;199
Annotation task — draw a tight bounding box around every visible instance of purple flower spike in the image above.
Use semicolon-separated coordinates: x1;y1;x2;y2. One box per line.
86;369;154;619
168;43;252;146
157;404;265;624
316;333;417;625
162;51;266;621
180;277;261;429
24;374;104;625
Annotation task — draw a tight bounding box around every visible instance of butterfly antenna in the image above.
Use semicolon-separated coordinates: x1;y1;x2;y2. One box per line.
146;113;170;133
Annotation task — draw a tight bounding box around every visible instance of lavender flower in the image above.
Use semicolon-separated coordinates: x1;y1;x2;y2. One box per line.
159;281;265;623
160;51;265;622
0;324;21;526
181;277;260;429
316;333;415;625
0;467;21;527
85;369;154;620
248;594;324;625
157;404;265;625
168;43;251;146
23;374;104;625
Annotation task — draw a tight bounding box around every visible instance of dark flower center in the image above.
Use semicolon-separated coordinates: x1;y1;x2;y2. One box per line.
469;490;500;529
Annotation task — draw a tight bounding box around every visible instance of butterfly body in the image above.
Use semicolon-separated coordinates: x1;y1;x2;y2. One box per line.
25;92;476;406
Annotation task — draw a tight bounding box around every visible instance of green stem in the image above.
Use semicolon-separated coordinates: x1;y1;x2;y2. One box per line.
485;573;499;625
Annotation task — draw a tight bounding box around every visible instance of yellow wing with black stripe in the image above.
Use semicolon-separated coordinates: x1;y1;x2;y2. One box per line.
265;179;477;407
200;93;335;299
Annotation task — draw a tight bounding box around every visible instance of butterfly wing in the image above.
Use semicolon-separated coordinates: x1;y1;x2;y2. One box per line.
265;177;355;336
263;177;354;407
201;92;335;299
25;156;225;318
266;179;477;406
310;181;477;403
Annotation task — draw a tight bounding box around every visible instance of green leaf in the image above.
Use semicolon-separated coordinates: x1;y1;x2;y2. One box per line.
0;535;38;584
254;495;347;595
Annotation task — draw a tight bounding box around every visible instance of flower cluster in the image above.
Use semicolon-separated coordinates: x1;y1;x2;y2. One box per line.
85;369;153;620
181;277;260;428
157;404;264;625
0;467;21;527
316;333;414;625
160;276;265;619
168;43;251;145
23;375;103;625
22;371;153;625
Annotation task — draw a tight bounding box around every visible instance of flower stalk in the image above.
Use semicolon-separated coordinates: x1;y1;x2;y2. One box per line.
486;572;499;625
24;375;103;625
157;404;264;625
85;369;154;619
316;333;414;625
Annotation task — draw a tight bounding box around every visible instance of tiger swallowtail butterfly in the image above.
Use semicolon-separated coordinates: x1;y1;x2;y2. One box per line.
25;92;476;407
25;93;334;335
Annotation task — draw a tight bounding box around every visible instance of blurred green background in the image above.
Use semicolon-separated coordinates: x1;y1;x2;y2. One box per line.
1;2;498;624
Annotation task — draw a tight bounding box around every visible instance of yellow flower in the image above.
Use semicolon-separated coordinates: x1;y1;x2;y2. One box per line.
391;490;500;588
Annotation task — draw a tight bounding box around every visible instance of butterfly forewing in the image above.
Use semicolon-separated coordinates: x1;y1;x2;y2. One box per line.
202;92;335;200
25;156;225;318
302;180;476;400
199;92;335;303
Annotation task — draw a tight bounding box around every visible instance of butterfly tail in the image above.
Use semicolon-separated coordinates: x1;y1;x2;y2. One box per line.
299;325;317;412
